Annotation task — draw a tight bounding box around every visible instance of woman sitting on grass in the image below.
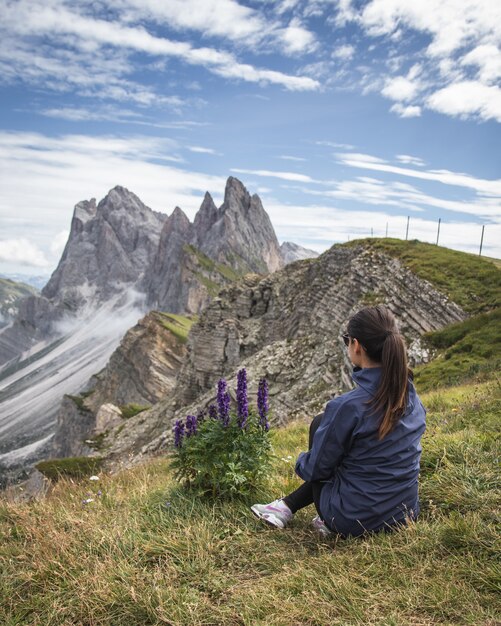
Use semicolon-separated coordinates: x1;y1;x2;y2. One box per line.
251;305;426;537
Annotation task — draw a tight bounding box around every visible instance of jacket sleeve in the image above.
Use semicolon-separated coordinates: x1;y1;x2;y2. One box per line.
295;396;358;482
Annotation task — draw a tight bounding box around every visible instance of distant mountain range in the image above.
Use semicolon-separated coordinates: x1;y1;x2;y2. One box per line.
0;177;317;477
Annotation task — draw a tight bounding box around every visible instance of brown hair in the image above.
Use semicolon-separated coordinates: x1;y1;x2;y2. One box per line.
347;305;410;439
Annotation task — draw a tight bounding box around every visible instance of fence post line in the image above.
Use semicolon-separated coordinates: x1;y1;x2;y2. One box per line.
385;222;388;238
479;225;485;256
405;216;410;241
436;218;441;246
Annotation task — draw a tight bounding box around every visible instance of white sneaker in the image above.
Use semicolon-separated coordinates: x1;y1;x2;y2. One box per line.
251;499;293;529
312;514;333;536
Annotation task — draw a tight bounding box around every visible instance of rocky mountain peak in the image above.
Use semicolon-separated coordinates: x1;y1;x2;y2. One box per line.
166;206;191;232
280;241;320;264
220;176;251;215
193;192;218;235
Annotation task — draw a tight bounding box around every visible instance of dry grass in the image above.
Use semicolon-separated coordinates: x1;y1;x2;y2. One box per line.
1;377;500;625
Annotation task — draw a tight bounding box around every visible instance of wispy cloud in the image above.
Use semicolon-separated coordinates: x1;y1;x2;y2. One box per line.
264;199;500;258
38;106;206;131
396;154;426;167
336;152;501;197
278;155;307;162
188;146;221;155
316;140;355;150
231;168;317;183
0;1;320;95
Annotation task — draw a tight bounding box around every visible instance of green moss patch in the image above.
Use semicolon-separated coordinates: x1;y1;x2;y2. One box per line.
119;404;151;419
35;457;103;481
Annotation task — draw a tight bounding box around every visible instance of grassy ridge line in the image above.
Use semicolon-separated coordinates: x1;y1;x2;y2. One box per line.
1;378;499;626
344;238;501;314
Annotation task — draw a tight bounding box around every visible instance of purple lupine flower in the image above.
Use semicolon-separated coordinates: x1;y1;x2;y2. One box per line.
236;368;249;428
217;378;231;426
257;378;269;431
208;403;218;420
173;419;185;448
186;414;198;437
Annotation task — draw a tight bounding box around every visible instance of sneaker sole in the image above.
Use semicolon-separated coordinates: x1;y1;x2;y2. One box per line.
250;505;287;529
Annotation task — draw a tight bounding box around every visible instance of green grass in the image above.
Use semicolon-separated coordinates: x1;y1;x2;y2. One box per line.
35;457;104;481
183;244;244;284
119;403;151;419
345;238;501;314
2;378;499;625
414;309;501;391
157;312;196;344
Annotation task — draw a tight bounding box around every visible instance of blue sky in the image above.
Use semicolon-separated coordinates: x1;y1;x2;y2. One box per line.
0;0;500;277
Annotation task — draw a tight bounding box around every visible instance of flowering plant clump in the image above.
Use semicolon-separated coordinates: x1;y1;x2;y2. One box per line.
171;369;272;498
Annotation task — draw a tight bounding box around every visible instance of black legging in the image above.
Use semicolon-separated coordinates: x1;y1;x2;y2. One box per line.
283;412;329;523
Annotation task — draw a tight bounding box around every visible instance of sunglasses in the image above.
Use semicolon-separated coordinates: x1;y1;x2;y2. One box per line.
342;333;351;346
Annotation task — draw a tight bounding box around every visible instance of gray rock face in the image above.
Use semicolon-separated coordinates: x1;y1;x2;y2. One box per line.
0;189;166;368
280;241;319;264
100;243;466;464
145;177;284;312
42;189;166;305
195;177;283;274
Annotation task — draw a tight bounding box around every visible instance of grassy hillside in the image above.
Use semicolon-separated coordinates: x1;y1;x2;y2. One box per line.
344;239;501;391
1;376;499;626
345;238;500;314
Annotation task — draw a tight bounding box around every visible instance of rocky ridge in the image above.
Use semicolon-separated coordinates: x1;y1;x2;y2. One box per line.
80;242;466;466
51;311;192;458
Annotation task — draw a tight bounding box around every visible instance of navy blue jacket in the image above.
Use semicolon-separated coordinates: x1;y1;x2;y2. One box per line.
295;367;426;537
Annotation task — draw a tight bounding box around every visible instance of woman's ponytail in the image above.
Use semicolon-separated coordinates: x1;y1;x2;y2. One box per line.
347;306;410;439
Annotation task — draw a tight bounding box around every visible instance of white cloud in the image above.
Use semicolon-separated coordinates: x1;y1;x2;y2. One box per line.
316;141;355;150
301;176;501;221
279;155;307;162
382;76;421;102
462;45;501;83
231;168;316;183
280;17;318;54
359;0;501;58
427;81;501;123
332;44;355;60
337;152;501;197
115;0;267;44
0;239;51;268
390;103;422;118
0;1;320;93
188;146;220;155
396;154;426;167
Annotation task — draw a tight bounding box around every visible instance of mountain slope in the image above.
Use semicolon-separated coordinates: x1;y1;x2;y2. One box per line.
99;240;471;464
